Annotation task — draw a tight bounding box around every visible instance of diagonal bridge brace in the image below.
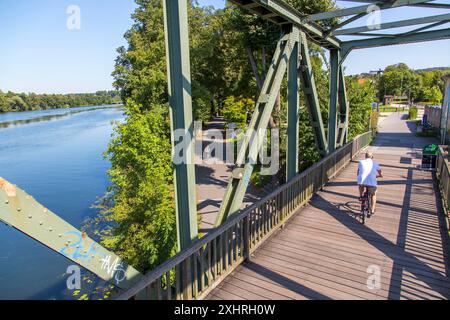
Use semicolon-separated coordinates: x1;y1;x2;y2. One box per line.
215;26;327;226
328;50;349;152
298;31;328;156
0;179;143;291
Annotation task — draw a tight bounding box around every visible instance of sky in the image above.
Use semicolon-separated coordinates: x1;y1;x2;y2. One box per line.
0;0;449;94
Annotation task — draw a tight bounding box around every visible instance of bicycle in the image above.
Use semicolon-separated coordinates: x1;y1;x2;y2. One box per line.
360;189;372;225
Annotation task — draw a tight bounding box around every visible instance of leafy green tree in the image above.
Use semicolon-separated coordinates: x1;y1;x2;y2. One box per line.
422;86;443;104
102;102;176;272
222;96;255;129
346;77;376;140
378;63;420;102
0;91;120;113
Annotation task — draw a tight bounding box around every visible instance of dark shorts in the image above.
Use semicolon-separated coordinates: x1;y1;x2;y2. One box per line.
360;185;377;195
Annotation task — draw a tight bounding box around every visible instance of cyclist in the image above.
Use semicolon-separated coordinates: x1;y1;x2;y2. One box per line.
357;152;383;215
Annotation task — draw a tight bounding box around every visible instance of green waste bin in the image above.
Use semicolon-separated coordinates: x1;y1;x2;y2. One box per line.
423;144;439;156
422;144;438;170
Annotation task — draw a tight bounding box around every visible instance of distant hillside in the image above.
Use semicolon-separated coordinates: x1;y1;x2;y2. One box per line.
414;67;450;73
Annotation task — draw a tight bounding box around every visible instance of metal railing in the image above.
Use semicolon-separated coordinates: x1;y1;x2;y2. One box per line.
116;131;373;300
437;146;450;212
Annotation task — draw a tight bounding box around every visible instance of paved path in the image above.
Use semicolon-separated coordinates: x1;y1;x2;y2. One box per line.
207;113;450;300
196;119;262;233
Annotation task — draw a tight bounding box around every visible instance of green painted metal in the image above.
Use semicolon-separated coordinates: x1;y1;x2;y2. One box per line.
413;2;450;9
0;182;143;290
341;28;450;59
298;31;328;156
308;0;432;21
163;0;198;250
229;0;341;49
339;0;450;9
401;21;449;36
333;13;450;36
329;51;349;150
327;12;369;34
337;65;349;147
214;31;295;227
287;25;300;181
328;49;339;153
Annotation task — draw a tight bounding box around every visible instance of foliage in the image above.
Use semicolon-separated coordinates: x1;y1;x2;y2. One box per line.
221;96;255;129
421;86;443;105
409;107;418;120
102;101;176;272
103;0;177;272
346;76;376;140
0;90;120;113
377;63;447;104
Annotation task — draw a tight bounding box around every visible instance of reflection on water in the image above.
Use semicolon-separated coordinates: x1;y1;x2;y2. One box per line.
0;105;125;300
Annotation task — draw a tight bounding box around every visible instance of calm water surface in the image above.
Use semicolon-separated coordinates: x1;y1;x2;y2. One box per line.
0;106;125;299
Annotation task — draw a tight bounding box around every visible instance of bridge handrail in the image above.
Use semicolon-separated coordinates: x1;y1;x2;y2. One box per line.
437;146;450;212
116;131;372;300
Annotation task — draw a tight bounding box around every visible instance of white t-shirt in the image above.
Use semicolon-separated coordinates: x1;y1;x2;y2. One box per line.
357;159;381;187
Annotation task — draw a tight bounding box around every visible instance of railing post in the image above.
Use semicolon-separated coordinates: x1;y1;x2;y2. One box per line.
182;257;192;300
243;216;251;262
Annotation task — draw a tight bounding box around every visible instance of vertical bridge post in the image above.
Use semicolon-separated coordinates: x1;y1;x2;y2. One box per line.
328;50;349;152
287;25;300;181
163;0;198;250
298;31;328;156
328;49;339;153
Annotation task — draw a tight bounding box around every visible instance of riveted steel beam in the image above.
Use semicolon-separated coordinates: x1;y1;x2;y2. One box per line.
215;31;295;226
298;31;328;156
341;27;450;59
328;50;339;153
339;0;450;9
333;13;450;36
287;25;300;181
308;0;432;22
229;0;341;49
329;50;349;151
163;0;198;250
337;65;349;147
0;181;143;290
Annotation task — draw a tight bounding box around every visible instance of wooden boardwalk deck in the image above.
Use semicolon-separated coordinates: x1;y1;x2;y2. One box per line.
206;113;450;300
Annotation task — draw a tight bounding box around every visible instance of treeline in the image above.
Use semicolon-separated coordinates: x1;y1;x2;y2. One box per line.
100;0;374;273
0;90;122;113
373;63;449;105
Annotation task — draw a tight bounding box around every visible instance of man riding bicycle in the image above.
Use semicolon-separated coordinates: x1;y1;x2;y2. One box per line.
357;152;383;215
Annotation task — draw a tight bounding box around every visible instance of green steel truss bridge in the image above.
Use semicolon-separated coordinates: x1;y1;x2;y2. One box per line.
1;0;450;299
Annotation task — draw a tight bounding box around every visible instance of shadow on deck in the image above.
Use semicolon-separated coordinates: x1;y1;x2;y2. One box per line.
207;120;450;300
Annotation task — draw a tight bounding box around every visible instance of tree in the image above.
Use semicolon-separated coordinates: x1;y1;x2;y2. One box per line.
422;86;443;104
222;96;255;129
346;77;376;140
378;63;420;102
102;102;176;272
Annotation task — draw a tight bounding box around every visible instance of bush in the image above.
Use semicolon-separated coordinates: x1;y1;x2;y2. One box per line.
222;96;255;129
409;107;418;120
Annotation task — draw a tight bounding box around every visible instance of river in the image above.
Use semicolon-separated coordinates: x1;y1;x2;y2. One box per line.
0;105;125;300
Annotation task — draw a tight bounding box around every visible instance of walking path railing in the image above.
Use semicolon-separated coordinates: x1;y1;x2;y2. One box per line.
116;131;373;300
437;147;450;226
